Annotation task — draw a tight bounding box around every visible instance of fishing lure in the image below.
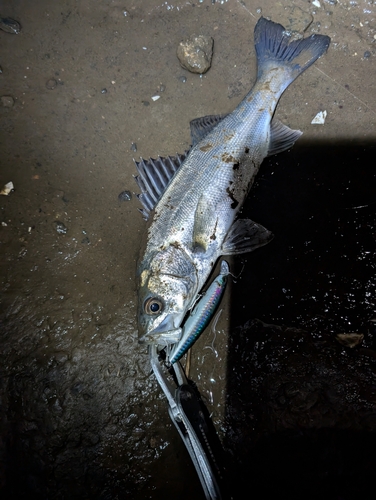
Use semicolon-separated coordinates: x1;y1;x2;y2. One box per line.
169;260;229;364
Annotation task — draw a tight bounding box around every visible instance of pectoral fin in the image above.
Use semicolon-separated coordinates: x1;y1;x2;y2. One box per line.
221;219;273;255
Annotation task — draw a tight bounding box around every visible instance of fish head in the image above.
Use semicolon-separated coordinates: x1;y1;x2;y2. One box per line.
137;246;198;345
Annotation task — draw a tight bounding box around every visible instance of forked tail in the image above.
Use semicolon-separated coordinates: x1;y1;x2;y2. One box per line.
255;17;330;92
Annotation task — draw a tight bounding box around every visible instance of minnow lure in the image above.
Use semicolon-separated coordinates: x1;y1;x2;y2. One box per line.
169;260;229;364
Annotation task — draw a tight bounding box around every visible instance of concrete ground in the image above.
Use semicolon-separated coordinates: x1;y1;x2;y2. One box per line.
1;0;375;498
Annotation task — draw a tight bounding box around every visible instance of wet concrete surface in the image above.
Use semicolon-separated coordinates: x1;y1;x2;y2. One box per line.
0;0;375;498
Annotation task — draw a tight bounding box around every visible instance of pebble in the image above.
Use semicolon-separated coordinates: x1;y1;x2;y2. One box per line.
54;221;68;234
159;84;166;92
0;17;21;34
336;333;364;348
142;100;150;106
177;34;214;74
0;181;14;195
118;190;132;202
46;78;57;90
131;143;137;152
101;88;108;94
363;51;371;59
0;65;2;74
1;95;14;108
178;76;187;83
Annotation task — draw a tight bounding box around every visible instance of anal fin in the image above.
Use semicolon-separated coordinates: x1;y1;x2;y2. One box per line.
221;219;273;255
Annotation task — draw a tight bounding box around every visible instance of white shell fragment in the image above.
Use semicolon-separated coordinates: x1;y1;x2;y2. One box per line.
311;110;327;125
0;181;14;195
151;95;160;101
312;0;321;7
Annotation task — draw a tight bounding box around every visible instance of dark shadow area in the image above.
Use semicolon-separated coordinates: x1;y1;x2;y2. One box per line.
225;139;376;499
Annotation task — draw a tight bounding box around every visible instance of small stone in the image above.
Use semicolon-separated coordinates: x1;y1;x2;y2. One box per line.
131;143;137;152
1;95;14;108
336;333;364;348
118;190;132;202
46;78;57;90
101;88;108;94
0;65;3;74
142;100;150;106
178;76;187;83
363;51;371;59
0;17;21;34
54;221;68;234
159;84;166;92
177;34;214;74
0;181;14;195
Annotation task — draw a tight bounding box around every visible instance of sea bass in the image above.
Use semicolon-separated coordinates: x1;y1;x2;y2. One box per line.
135;17;330;345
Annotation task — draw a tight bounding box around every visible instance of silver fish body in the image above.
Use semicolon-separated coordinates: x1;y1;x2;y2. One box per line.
136;17;330;345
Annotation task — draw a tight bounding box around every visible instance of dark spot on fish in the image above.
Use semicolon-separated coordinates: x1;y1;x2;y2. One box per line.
222;152;236;163
226;186;239;210
200;143;213;152
210;220;218;241
233;162;240;170
245;147;249;154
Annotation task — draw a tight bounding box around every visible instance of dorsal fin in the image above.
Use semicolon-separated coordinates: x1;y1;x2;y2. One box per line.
189;114;227;145
134;152;188;220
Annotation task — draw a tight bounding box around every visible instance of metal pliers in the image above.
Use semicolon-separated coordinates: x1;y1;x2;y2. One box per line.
149;344;225;500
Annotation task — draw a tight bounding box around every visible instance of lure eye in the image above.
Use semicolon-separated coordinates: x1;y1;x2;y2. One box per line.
144;297;163;315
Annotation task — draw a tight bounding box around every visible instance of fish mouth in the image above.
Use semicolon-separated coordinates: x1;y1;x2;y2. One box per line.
138;316;183;345
139;327;183;346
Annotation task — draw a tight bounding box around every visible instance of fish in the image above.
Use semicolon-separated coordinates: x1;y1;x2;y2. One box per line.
135;17;330;345
169;260;229;364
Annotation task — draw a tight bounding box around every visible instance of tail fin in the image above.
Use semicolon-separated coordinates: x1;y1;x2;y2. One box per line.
255;17;330;89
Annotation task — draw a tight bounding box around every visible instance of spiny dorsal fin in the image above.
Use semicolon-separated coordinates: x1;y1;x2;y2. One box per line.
190;114;228;146
134;152;188;220
267;118;302;156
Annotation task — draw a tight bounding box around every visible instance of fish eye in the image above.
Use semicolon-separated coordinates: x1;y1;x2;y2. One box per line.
144;297;163;315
